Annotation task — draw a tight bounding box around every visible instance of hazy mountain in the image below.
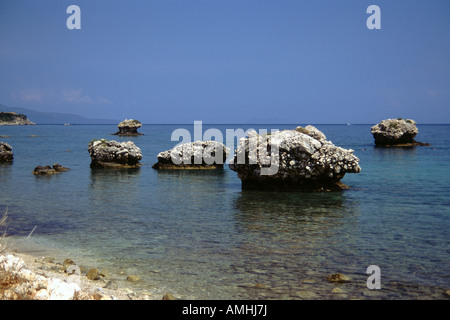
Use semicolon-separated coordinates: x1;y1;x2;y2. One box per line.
0;104;119;125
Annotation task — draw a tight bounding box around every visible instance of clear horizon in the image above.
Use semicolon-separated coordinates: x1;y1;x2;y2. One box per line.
1;0;449;124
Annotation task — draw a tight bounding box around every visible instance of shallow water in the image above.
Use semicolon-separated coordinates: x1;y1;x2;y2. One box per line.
1;124;449;299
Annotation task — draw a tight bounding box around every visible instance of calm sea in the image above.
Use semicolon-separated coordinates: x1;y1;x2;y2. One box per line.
1;124;449;299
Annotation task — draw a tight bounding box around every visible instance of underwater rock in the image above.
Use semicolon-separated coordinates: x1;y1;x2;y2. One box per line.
326;273;352;283
0;142;13;162
229;126;361;191
371;118;429;147
152;141;229;170
88;139;142;168
126;275;140;282
112;119;143;136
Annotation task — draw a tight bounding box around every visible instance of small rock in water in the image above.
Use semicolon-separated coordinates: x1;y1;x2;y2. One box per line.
162;292;177;300
126;275;140;282
326;273;352;283
32;163;69;175
87;268;100;280
104;280;119;290
370;118;429;147
254;283;268;289
331;287;346;294
112;119;143;136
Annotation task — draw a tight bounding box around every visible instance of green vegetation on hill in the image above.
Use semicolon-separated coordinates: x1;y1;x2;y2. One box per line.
0;112;28;122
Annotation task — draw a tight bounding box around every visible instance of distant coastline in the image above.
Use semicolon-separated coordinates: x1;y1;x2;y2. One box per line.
0;104;118;125
0;112;35;126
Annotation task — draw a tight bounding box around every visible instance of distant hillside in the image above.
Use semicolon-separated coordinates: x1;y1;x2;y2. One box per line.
0;104;119;125
0;112;36;125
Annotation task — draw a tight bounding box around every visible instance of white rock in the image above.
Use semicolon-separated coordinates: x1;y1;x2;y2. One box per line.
33;289;50;300
47;278;80;300
229;127;361;190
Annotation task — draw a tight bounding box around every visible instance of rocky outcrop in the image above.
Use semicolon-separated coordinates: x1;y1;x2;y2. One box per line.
371;118;429;147
0;142;13;162
112;119;143;136
32;164;69;175
0;254;81;300
0;112;35;125
88;139;142;168
152;141;229;169
229;126;361;191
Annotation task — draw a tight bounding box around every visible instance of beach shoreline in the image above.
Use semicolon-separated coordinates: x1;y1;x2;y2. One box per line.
0;247;170;300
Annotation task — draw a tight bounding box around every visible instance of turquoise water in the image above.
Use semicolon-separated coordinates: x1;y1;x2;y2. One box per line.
1;124;449;299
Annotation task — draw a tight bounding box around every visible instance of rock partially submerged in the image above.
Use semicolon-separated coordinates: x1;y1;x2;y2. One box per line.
32;163;69;175
0;142;13;162
152;141;229;170
112;119;143;136
229;125;361;191
371;118;429;147
88;139;142;168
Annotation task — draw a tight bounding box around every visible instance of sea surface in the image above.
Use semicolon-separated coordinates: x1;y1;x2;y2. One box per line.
1;123;449;299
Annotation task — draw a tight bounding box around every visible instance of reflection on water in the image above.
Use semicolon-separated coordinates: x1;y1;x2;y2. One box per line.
223;190;364;299
235;190;347;214
233;190;349;238
373;145;419;157
155;168;225;179
0;163;12;183
89;167;142;206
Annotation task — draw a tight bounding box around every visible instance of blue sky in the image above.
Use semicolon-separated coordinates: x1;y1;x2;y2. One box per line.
0;0;449;124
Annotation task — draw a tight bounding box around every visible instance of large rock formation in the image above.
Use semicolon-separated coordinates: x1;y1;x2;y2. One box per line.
0;142;13;162
229;126;361;191
88;139;142;168
152;141;229;169
112;119;143;136
0;112;35;125
371;118;429;147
